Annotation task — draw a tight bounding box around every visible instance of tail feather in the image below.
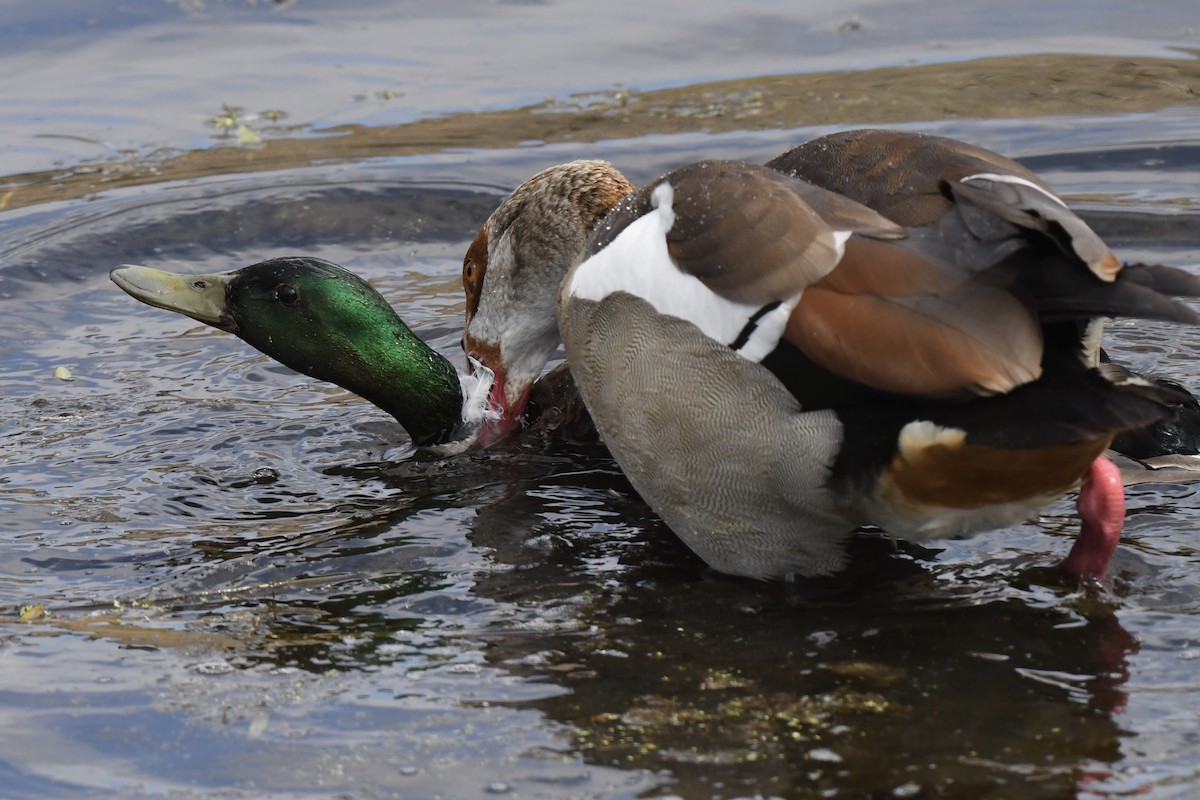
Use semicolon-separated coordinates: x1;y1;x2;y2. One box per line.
1100;360;1200;459
952;369;1176;450
1009;258;1200;325
1121;262;1200;299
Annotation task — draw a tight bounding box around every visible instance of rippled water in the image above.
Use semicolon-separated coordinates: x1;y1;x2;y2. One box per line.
3;2;1200;799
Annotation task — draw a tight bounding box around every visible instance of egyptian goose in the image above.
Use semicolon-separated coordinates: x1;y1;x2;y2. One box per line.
464;133;1200;580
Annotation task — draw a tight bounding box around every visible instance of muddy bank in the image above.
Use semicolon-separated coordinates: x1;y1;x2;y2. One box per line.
5;52;1199;212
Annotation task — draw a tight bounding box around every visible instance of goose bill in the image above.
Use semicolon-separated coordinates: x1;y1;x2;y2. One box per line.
475;367;531;447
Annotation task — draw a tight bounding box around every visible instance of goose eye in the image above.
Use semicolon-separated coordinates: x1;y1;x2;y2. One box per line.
464;260;475;282
276;284;299;306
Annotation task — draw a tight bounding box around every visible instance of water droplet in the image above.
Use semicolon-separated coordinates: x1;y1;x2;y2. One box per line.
807;747;842;763
192;659;235;675
252;467;280;483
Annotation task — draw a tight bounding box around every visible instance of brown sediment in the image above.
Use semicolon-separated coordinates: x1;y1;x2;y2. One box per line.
2;52;1198;213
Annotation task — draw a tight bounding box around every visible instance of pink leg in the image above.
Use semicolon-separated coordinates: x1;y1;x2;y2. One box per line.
1060;455;1125;580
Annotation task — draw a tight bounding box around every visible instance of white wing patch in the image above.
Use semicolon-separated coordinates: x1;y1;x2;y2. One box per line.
961;172;1068;208
566;181;804;362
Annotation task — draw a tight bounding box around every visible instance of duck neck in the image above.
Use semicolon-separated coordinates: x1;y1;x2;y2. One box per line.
357;326;469;447
269;313;468;448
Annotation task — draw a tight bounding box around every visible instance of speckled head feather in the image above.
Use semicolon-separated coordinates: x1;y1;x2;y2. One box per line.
463;160;633;430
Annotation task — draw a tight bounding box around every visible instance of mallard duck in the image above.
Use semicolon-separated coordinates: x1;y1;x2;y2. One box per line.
111;258;497;454
463;134;1200;580
1101;357;1200;461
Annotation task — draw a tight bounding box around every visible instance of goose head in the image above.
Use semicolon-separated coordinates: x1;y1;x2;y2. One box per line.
462;160;633;445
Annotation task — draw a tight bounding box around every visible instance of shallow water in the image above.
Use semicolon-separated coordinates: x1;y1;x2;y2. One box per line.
3;2;1200;799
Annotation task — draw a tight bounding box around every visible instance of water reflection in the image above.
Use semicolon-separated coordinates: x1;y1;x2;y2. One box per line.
110;466;1145;798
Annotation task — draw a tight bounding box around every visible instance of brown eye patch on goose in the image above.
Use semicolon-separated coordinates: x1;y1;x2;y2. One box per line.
462;225;489;326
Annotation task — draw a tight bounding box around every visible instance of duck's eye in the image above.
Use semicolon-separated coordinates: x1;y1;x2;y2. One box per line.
463;260;475;282
276;284;299;306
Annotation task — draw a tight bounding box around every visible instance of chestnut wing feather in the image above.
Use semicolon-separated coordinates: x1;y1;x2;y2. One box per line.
662;161;903;306
657;160;1044;397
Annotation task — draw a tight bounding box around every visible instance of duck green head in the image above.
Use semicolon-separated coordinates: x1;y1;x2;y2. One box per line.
111;256;484;449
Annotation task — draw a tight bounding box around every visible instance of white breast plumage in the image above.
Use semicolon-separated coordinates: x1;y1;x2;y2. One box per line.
565;181;829;362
